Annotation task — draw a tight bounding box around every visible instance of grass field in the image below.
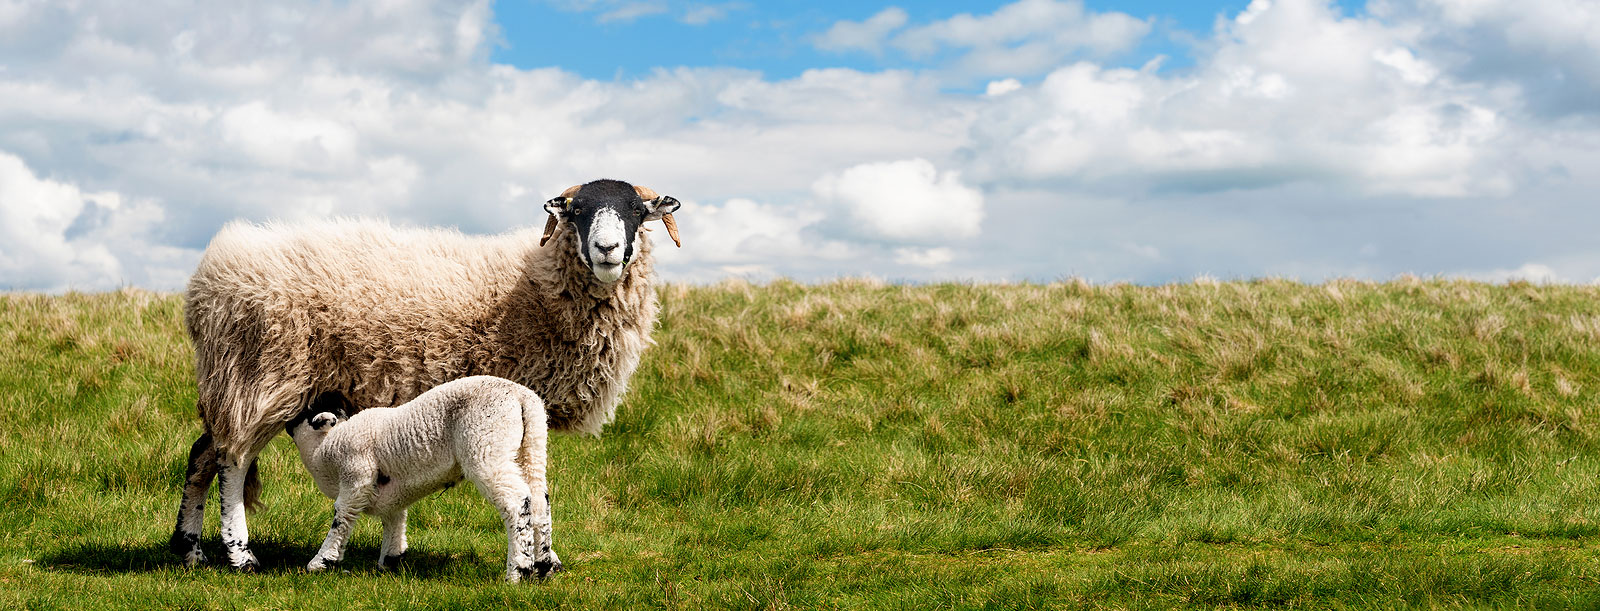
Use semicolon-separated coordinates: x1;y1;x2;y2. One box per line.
4;278;1600;609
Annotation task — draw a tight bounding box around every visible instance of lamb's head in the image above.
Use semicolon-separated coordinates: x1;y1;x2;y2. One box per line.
541;179;681;284
286;411;342;455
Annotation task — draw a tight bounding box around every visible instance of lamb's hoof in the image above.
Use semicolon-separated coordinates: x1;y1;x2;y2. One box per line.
534;559;563;580
229;553;261;573
378;553;404;571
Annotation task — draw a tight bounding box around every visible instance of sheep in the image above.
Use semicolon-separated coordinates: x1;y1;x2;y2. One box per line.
287;376;560;582
170;179;682;570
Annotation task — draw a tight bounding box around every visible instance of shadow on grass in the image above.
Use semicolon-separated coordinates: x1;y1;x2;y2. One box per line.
38;536;479;579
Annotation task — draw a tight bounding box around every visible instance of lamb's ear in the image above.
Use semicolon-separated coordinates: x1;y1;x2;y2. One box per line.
541;185;583;247
634;185;682;247
311;412;339;431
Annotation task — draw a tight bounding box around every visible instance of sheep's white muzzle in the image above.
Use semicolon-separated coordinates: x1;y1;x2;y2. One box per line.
587;208;628;283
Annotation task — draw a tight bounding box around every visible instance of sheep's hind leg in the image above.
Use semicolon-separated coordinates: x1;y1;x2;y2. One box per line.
216;453;261;571
170;432;216;566
377;509;408;570
308;481;375;572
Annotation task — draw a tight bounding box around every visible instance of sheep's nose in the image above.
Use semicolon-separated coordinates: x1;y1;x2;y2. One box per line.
595;242;620;255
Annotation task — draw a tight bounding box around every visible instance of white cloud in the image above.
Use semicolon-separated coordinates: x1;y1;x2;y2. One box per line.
985;78;1023;96
813;159;984;243
1;0;1599;291
815;0;1150;81
1457;263;1566;284
894;247;955;267
1372;0;1600;117
0;151;197;291
598;2;668;23
649;197;864;281
812;8;909;54
681;3;744;25
963;0;1521;198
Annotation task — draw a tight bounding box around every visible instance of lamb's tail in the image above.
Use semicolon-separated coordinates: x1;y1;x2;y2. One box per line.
517;389;550;498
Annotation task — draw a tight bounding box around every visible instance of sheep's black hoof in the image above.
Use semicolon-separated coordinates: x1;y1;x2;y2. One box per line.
230;556;261;573
379;553;404;570
168;528;199;556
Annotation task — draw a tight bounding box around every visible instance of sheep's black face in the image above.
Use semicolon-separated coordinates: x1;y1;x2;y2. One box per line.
545;179;680;284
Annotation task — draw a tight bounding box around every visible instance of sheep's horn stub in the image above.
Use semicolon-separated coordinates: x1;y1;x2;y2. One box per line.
662;213;682;248
633;185;681;247
561;184;582;199
539;215;559;247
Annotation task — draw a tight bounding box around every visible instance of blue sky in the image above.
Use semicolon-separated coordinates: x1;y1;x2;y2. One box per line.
495;1;1365;79
1;0;1598;291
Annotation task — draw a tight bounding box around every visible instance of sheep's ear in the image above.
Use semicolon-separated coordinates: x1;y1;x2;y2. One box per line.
544;195;574;218
541;186;581;246
635;185;683;247
642;195;680;221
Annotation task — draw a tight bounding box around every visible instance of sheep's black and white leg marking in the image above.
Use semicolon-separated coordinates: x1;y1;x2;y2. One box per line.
308;480;374;572
216;454;260;571
170;432;216;566
378;509;408;570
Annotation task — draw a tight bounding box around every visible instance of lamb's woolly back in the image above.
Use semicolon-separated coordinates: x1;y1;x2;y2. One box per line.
186;217;660;460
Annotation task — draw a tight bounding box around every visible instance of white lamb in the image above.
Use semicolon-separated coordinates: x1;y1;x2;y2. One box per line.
286;376;561;582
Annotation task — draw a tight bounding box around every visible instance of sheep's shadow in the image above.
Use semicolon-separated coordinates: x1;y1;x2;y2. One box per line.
39;536;480;579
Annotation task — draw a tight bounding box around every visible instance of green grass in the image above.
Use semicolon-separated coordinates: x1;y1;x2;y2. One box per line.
4;278;1600;609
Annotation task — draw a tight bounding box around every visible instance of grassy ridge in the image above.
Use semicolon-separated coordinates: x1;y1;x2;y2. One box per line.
3;279;1600;608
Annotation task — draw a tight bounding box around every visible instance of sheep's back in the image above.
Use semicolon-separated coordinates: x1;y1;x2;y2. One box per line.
184;219;539;454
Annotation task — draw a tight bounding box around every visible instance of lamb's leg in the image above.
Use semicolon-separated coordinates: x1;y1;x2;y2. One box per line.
518;434;560;575
216;452;261;571
308;479;375;572
530;490;560;577
473;472;540;583
377;509;408;570
308;480;374;571
170;432;216;566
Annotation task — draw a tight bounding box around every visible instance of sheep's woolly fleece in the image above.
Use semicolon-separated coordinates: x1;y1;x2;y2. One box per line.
184;218;660;461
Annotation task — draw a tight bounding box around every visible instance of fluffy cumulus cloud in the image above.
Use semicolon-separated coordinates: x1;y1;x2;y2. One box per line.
0;151;197;291
967;0;1520;198
813;158;984;243
1370;0;1600;117
2;0;1599;291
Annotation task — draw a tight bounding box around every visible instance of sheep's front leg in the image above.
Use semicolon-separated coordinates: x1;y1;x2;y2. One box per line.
377;509;408;570
308;480;375;572
216;454;259;571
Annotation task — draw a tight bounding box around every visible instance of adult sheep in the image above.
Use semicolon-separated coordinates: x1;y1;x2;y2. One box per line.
170;179;682;570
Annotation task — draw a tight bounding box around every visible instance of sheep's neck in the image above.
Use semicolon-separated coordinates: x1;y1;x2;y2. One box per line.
493;225;660;432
